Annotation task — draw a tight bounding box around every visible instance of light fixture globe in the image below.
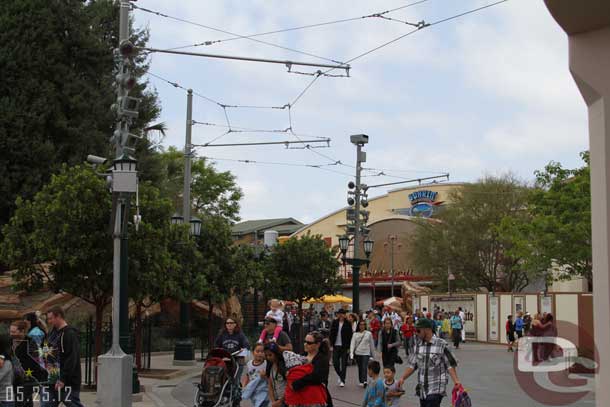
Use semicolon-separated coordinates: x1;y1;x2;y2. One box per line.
190;216;202;237
338;235;349;254
363;238;374;258
171;213;184;225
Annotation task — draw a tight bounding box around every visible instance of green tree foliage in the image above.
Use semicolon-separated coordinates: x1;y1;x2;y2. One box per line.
156;148;243;222
500;152;591;288
410;175;533;292
1;165;112;356
0;0;160;226
264;234;343;348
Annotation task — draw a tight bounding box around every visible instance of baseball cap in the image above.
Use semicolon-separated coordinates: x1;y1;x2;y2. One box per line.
336;308;347;314
264;317;278;324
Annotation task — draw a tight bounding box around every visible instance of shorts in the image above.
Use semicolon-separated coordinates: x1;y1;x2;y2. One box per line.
507;333;515;342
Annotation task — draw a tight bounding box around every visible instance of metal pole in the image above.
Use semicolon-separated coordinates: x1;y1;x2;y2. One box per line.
390;236;395;298
119;198;130;351
174;89;195;364
111;199;122;351
97;2;135;405
352;144;363;314
142;47;350;71
448;266;451;296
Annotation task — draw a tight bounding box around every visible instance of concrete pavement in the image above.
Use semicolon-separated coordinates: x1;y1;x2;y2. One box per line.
169;342;595;407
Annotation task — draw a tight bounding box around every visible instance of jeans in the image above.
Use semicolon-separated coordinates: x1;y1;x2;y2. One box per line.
40;386;83;407
452;329;462;348
332;346;348;383
354;354;370;385
419;394;443;407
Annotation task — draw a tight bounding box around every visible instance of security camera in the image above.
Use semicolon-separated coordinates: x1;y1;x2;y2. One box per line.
87;155;108;165
350;134;369;145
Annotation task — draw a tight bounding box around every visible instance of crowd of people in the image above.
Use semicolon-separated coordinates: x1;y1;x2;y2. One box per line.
214;300;468;407
212;299;562;407
0;307;83;407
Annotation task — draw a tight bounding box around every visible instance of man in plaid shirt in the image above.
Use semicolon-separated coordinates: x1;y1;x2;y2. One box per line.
397;318;461;407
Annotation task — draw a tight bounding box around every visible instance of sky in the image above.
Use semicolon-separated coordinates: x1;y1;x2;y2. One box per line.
133;0;589;224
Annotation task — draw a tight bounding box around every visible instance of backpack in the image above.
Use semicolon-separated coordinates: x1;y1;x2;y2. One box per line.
452;384;472;407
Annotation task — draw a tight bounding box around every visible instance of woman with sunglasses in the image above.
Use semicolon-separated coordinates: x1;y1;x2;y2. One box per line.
349;319;376;388
215;318;250;381
291;331;332;407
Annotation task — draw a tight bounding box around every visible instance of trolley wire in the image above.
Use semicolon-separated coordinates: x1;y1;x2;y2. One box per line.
132;3;347;66
155;0;431;53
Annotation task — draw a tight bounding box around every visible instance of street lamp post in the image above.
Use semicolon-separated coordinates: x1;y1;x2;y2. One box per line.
448;267;455;296
384;235;402;298
171;213;201;365
340;235;374;313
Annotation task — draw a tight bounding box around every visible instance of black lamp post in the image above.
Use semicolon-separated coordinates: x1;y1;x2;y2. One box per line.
172;214;202;364
339;235;374;312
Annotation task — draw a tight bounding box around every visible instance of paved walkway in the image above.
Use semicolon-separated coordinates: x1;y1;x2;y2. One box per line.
169;342;595;407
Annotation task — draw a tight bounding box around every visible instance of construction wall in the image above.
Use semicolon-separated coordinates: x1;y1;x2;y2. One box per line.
416;292;593;346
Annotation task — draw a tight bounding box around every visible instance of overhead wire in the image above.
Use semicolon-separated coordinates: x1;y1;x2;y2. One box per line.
284;0;510;175
145;1;508;184
131;3;347;66
201;156;356;177
156;0;431;53
288;0;511;109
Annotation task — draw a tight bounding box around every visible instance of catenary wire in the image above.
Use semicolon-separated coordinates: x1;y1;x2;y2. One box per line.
147;1;510;180
289;0;511;109
132;3;347;66
158;0;431;53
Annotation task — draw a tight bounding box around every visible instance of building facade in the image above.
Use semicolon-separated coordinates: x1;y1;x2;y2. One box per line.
292;183;465;309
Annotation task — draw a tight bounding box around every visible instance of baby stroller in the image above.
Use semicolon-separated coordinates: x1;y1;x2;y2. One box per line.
194;348;241;407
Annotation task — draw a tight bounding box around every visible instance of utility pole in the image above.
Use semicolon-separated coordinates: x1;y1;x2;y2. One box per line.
174;89;196;365
390;236;395;297
97;1;140;406
339;135;373;315
352;139;363;314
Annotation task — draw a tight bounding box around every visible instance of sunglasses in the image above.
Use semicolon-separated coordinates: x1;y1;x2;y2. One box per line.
304;340;317;345
226;321;236;325
416;329;422;333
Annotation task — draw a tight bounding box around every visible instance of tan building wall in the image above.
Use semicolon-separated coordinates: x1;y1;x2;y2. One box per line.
292;183;465;246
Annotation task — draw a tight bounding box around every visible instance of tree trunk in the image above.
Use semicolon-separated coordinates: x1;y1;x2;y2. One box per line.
134;302;143;370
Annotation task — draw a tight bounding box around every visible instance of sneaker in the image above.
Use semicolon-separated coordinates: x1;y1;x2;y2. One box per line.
337;378;342;385
358;382;364;387
339;381;345;387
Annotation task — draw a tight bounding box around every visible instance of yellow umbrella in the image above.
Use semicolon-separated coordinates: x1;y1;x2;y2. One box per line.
305;295;353;304
335;294;353;304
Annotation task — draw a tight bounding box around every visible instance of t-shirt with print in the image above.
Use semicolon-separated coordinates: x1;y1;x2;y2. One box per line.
246;360;267;383
384;379;402;407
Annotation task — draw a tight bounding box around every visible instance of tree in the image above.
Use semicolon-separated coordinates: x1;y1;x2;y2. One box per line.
500;152;592;289
0;0;160;227
127;182;179;368
264;235;344;349
156;148;243;222
410;175;535;292
1;165;112;357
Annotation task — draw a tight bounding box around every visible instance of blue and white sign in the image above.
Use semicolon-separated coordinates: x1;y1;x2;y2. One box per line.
403;190;443;218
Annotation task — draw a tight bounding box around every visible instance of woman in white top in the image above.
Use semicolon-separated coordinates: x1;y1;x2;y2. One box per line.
349;319;376;387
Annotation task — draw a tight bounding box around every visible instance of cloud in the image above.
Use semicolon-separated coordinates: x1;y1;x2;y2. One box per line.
134;0;591;223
